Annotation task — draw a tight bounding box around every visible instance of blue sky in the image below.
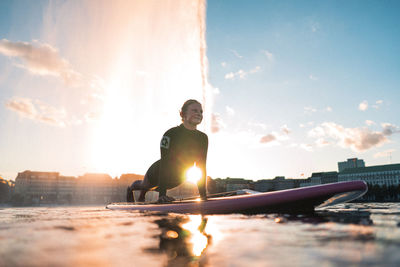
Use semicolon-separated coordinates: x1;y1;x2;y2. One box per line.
1;0;399;180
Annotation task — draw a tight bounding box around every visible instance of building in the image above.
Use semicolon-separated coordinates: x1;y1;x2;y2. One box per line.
0;176;14;203
300;172;338;187
213;178;254;192
75;173;114;204
255;177;306;192
338;163;400;187
225;178;254;191
338;158;365;172
57;176;77;204
13;170;127;205
15;171;60;204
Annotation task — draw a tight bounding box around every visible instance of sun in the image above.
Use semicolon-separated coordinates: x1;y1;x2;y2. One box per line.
186;163;202;184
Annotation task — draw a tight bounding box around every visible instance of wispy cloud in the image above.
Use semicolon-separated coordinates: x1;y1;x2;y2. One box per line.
260;133;277;144
300;143;314;152
224;66;261;80
226;106;235;116
0;39;82;86
315;138;330;147
281;124;291;135
309;74;318;80
289;143;314;152
261;50;274;62
325;106;333;112
5;97;68;127
310;21;320;32
358;100;368;111
372;100;383;109
248;121;267;130
304;106;317;114
229;49;243;59
365;120;375;126
260;124;291;145
308;122;399;152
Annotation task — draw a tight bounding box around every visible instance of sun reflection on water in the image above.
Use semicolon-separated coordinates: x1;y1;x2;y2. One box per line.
181;215;209;257
153;214;224;264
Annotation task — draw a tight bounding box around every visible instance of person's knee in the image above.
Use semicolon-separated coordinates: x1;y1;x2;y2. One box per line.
131;180;143;190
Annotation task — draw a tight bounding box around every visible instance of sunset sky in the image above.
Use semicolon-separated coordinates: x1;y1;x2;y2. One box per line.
1;0;400;180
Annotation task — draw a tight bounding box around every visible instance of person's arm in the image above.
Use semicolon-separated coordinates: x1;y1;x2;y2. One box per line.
197;134;208;200
158;131;172;197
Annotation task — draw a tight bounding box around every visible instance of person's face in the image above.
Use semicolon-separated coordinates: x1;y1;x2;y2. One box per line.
183;103;203;126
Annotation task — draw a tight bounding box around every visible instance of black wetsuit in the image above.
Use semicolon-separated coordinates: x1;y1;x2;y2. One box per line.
145;124;208;198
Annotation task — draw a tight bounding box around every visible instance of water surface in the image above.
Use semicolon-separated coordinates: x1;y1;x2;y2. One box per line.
1;203;399;266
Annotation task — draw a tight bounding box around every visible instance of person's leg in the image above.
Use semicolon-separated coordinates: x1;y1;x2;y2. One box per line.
126;160;160;202
126;186;134;202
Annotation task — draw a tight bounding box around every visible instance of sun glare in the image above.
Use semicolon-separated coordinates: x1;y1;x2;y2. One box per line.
186;163;202;184
87;0;212;178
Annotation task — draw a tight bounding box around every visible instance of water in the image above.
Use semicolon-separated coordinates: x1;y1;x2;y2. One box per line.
1;203;400;267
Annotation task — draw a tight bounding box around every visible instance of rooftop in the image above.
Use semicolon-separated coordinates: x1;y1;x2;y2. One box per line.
340;164;400;174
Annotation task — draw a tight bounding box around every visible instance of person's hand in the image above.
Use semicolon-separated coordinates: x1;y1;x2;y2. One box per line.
157;195;175;203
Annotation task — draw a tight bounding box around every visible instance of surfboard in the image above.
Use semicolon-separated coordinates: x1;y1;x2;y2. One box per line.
106;181;367;214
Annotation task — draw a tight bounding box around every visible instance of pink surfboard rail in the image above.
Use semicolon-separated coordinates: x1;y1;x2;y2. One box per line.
106;181;368;214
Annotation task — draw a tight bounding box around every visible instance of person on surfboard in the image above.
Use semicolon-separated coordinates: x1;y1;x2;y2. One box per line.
127;99;208;203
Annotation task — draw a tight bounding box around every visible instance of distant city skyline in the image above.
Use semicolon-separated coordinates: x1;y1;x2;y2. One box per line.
1;1;400;181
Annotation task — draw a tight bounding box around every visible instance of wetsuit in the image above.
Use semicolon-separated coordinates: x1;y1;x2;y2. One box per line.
145;124;208;199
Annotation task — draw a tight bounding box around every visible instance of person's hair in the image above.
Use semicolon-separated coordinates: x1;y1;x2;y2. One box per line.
180;99;201;120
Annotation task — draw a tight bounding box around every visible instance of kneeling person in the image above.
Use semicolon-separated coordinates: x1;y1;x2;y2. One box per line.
127;99;208;203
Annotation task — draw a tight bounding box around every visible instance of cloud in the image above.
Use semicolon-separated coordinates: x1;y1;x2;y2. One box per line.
288;143;313;152
325;106;332;112
308;122;399;152
211;113;225;133
226;106;235;116
248;121;267;130
260;134;276;144
224;66;261;80
304;106;317;114
381;123;399;136
310;21;320;32
0;39;82;86
221;62;227;67
260;125;291;145
229;49;243;59
309;74;318;80
365;120;375;126
249;66;261;73
5;97;68;127
261;50;274;62
372;100;383;109
281;125;291;135
374;149;395;158
5;97;37;119
212;87;220;95
224;72;235;79
358;100;368;111
315;138;330;147
300;143;313;152
84;111;102;122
